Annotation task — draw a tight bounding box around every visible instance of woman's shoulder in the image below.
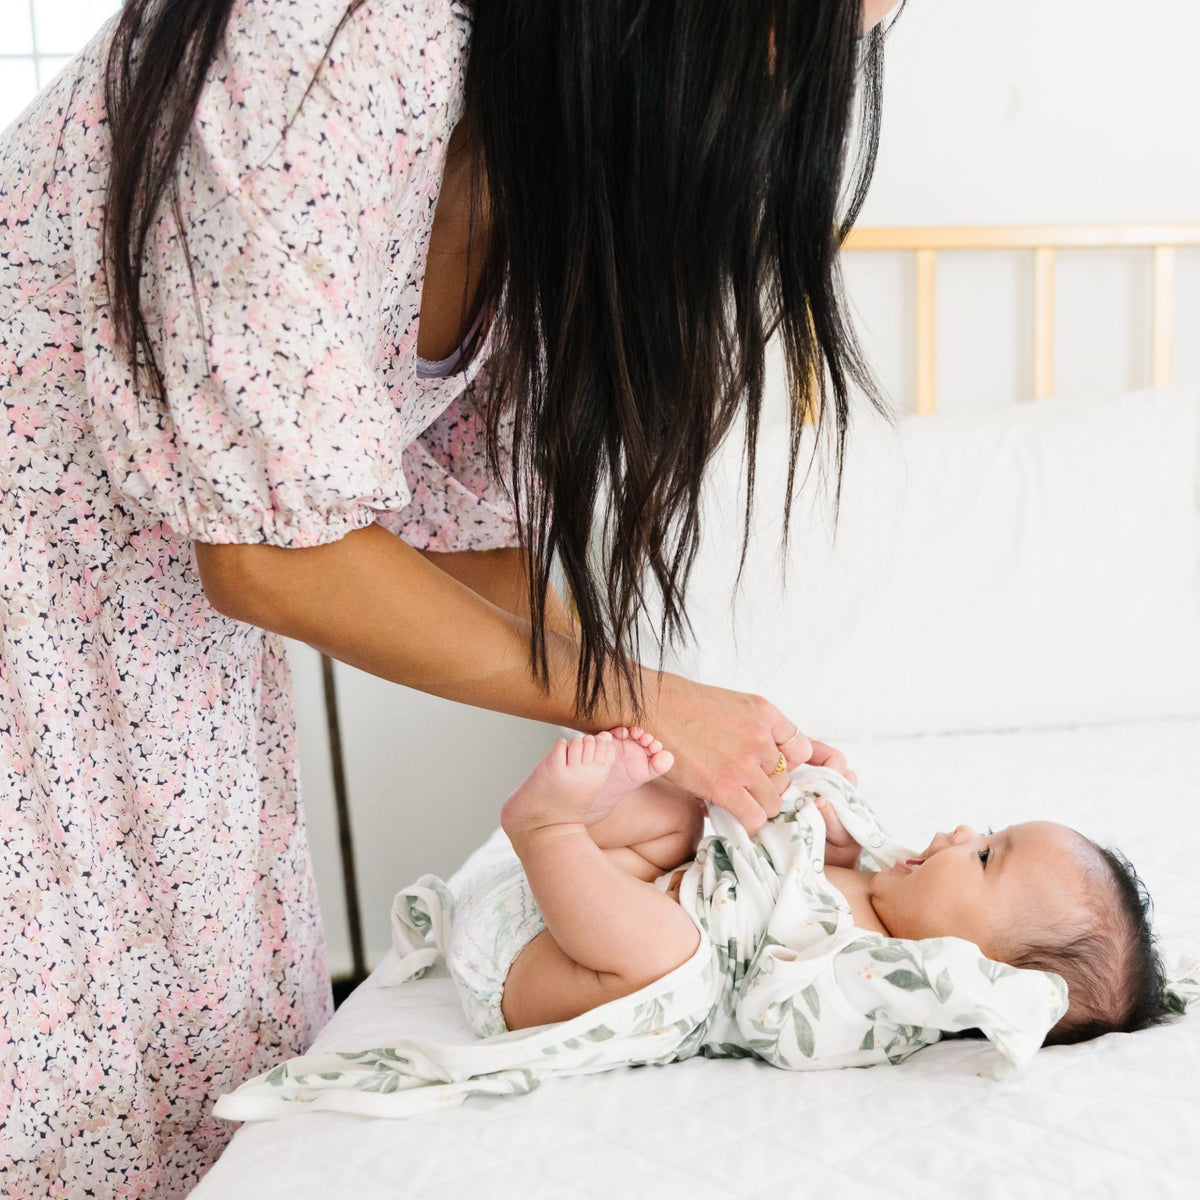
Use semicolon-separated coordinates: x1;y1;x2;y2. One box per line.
232;0;473;82
207;0;473;154
227;0;470;48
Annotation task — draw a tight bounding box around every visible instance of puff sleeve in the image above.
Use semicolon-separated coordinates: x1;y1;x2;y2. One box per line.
382;379;521;552
85;0;470;547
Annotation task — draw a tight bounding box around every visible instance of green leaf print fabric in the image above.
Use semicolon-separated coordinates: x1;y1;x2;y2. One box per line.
696;770;1069;1073
214;768;1071;1122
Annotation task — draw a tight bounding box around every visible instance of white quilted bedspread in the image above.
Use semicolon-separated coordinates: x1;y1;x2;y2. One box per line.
195;719;1200;1199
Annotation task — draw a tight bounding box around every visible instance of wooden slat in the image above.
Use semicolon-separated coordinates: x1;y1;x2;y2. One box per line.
1152;246;1176;388
842;224;1198;410
1033;248;1056;400
801;365;821;427
845;224;1200;252
915;249;937;415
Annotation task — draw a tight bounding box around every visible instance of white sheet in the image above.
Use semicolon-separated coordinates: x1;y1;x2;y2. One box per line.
195;718;1200;1199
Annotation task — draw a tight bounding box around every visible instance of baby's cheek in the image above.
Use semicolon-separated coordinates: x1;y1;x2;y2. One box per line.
896;873;951;939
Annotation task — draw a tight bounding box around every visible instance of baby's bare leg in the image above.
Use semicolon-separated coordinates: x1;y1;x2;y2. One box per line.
499;732;701;1031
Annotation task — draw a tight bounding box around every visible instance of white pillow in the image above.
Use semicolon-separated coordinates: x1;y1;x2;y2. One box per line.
660;385;1200;738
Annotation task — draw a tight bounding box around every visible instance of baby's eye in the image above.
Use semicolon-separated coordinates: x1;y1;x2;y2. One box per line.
978;847;991;868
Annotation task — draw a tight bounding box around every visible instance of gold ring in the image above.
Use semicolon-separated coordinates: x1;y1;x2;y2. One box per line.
777;726;802;750
768;751;788;777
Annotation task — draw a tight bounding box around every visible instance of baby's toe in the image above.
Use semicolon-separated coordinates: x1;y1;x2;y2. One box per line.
581;734;599;764
648;749;675;777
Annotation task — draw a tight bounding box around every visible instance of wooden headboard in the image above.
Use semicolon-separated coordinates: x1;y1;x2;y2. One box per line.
843;224;1200;414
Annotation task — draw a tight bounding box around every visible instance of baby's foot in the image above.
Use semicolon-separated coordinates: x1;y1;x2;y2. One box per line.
590;726;674;814
501;729;674;840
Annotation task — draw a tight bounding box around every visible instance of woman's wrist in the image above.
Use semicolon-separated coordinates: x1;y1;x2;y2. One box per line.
554;656;687;738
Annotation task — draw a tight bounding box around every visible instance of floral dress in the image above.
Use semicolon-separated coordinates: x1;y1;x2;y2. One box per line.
0;1;515;1194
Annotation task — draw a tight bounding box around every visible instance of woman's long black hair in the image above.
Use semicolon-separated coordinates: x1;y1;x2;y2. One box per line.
104;1;893;718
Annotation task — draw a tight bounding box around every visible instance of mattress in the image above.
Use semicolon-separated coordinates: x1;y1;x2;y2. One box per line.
195;718;1200;1199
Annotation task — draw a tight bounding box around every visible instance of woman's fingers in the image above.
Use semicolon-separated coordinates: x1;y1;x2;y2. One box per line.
711;786;767;835
770;768;794;796
774;721;813;768
808;739;857;785
709;752;787;831
746;769;784;822
647;676;860;833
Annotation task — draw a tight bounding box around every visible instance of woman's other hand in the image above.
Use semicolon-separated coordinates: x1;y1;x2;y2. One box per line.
644;674;853;834
807;740;858;788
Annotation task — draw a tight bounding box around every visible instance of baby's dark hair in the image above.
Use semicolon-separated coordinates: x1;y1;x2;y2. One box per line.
1008;842;1176;1045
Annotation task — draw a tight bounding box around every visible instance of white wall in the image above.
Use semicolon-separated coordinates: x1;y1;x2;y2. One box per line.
845;0;1200;416
863;0;1200;227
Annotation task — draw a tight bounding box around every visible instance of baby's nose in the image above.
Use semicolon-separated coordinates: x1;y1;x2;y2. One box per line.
922;825;977;857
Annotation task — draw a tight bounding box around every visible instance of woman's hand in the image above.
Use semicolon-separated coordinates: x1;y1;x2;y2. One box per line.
643;672;854;834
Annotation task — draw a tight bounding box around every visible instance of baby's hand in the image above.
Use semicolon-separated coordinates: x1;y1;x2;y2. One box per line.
814;793;861;868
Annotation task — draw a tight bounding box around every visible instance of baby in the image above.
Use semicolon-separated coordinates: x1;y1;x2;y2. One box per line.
211;725;1188;1121
496;727;1172;1052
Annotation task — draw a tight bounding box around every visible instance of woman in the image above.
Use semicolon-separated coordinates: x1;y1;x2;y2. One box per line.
0;0;897;1192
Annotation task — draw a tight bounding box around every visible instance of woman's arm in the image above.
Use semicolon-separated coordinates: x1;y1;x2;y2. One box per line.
197;525;591;726
195;524;823;830
416;546;579;638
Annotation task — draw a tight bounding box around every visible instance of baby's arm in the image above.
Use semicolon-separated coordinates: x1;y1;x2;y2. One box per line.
814;793;862;868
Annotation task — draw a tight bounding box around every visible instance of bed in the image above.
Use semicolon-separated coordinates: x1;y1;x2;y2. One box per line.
194;226;1200;1199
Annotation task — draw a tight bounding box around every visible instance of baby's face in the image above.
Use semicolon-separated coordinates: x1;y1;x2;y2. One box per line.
866;821;1094;959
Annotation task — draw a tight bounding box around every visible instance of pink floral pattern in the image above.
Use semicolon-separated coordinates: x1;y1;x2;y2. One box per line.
0;1;515;1194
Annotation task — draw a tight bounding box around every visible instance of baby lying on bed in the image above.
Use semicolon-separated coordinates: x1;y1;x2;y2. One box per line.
213;726;1187;1121
477;727;1171;1059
